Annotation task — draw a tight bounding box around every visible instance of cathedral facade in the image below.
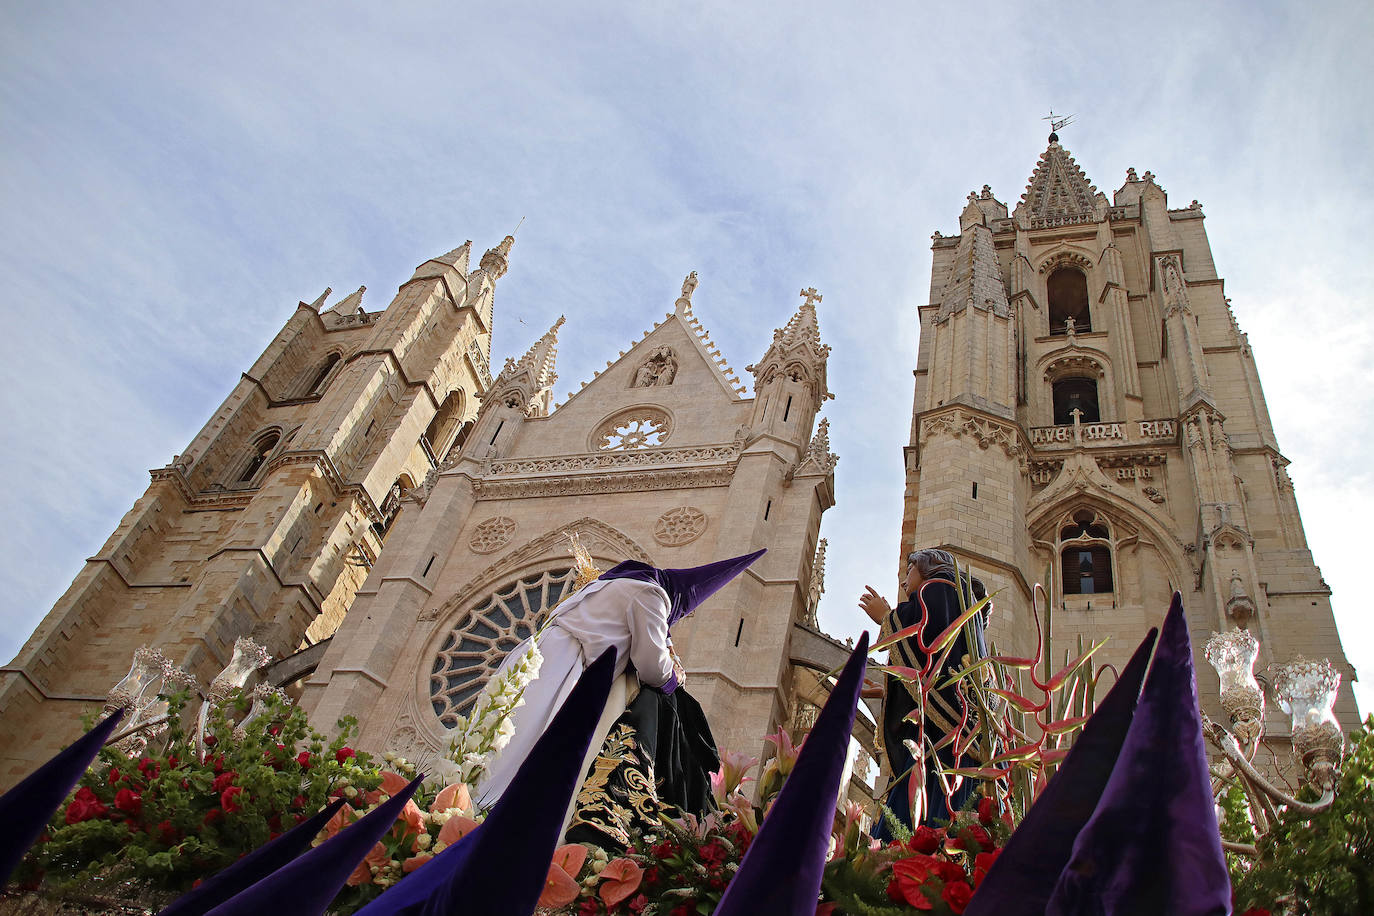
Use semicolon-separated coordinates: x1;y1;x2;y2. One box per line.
901;136;1360;743
0;238;845;785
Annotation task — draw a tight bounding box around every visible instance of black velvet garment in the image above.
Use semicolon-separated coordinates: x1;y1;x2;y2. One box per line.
566;685;720;850
876;576;987;838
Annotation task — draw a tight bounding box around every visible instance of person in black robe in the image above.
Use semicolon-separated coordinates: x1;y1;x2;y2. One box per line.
860;548;989;839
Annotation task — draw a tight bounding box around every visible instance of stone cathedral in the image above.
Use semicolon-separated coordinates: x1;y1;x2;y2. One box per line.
0;135;1360;789
0;236;849;786
901;134;1359;743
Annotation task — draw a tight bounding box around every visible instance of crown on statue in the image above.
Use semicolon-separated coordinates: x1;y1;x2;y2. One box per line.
566;532;603;591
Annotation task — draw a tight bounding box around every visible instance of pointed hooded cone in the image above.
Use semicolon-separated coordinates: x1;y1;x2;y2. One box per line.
156;797;348;916
714;632;869;916
0;707;125;885
601;548;766;625
203;775;423;916
351;646;619;916
1046;593;1231;915
964;626;1159;915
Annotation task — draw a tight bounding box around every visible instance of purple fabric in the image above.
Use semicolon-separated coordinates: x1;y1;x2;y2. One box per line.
599;548;766;626
1046;593;1231;915
352;646;619;916
964;626;1159;915
714;632;869;916
203;774;422;916
0;706;125;885
156;797;347;916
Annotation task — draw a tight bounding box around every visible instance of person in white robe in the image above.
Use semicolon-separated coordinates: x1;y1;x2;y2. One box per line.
473;549;765;812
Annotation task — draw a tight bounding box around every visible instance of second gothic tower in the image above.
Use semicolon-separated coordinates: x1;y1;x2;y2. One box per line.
902;136;1359;740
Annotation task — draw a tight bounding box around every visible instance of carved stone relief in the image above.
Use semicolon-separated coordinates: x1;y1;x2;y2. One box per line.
632;347;679;388
469;516;517;554
654;506;708;546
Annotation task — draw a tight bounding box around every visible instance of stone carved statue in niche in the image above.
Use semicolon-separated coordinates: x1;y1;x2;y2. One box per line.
1226;569;1257;629
633;347;678;388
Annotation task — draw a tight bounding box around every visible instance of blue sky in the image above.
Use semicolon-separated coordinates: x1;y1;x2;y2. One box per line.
2;1;1371;714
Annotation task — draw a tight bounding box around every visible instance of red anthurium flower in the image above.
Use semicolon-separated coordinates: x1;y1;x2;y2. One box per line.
537;861;581;908
889;855;939;909
599;857;644;908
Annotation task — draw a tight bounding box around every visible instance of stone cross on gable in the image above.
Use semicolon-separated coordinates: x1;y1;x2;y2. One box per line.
800;287;822;307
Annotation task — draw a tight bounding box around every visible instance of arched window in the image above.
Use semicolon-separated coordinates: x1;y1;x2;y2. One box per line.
1059;510;1113;595
304;353;341;397
1052;377;1100;424
237;432;280;484
1047;267;1091;335
423;390;467;463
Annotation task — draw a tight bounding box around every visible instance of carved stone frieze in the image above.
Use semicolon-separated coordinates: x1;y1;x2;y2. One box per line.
489;444;740;477
475;466;735;500
469;516;517;554
654;507;707;546
1037;250;1094;274
919;407;1024;460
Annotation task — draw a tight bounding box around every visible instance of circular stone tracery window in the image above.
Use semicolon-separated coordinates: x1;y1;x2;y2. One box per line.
595;408;671;451
429;566;576;728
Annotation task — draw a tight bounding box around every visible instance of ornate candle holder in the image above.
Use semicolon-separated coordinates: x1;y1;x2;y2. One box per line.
1204;629;1264;752
1273;656;1343;791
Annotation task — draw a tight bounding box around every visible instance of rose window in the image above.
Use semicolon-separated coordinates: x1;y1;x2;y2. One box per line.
430;566;576;727
596;409;671;451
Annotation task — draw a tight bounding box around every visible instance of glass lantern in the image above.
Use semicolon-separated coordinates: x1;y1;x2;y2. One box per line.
1272;656;1343;789
1205;629;1264;748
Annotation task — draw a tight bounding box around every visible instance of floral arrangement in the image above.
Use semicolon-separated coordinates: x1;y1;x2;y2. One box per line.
16;687;381;898
435;637;543;787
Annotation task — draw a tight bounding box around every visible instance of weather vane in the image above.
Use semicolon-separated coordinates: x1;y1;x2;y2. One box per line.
1043;110;1076;137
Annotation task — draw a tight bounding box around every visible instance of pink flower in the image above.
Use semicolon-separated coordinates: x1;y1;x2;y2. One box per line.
763;727;802;777
711;748;760;803
346;842;389;886
598;857;644;908
402;853;433;873
432;782;471;814
538;862;581;908
437;815;480;846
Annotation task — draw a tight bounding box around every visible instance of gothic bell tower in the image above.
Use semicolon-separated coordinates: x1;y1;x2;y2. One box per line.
901;133;1360;737
0;237;511;786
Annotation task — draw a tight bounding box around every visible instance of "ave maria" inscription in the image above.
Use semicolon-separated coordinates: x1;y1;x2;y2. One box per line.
1030;418;1177;448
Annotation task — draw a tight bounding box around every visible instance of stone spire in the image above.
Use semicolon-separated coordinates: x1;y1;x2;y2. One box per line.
329;286;366;316
479;235;515;279
491;315;564;417
934;218;1011;322
748;287;833;401
1014;139;1107;227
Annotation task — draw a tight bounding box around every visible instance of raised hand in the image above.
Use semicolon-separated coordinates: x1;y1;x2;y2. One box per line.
859;586;891;624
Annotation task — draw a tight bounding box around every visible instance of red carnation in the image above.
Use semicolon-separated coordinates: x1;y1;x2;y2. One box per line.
203;735;217;747
907;825;943;855
291;794;307;809
137;758;160;780
212;771;238;794
699;839;729;868
973;849;1001;887
220;786;245;813
955;825;992;852
155;820;179;844
942;879;974;914
65;787;107;824
108;768;122;785
203;808;223;825
335;747;356;764
296;751;312;769
114;788;142;817
977;795;996;826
